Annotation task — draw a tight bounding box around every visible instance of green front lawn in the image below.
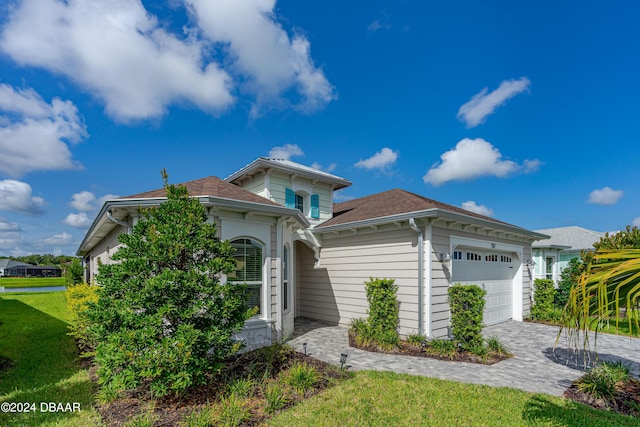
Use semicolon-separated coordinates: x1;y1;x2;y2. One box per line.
1;291;637;426
269;370;639;426
0;277;66;288
0;292;101;426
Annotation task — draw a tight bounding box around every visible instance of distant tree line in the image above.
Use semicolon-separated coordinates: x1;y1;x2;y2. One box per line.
0;254;79;267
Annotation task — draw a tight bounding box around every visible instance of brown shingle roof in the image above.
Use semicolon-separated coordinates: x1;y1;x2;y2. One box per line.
120;176;281;207
318;189;510;228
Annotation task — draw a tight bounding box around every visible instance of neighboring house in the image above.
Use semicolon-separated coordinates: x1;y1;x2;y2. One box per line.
0;259;62;277
77;157;547;348
532;226;606;283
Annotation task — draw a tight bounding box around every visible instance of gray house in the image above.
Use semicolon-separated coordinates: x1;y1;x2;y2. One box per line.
532;226;605;283
0;259;62;277
78;157;547;347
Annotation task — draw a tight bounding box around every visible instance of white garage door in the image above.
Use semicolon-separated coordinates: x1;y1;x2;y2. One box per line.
452;248;515;325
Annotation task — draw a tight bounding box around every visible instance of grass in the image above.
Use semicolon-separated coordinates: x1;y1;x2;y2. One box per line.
0;277;66;288
0;291;101;426
269;370;639;427
2;291;638;426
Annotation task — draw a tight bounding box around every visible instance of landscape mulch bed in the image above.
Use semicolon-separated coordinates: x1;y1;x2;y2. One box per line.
97;351;348;427
563;379;640;417
348;332;511;365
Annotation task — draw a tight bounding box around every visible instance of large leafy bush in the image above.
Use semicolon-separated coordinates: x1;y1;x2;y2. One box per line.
85;171;253;398
448;284;485;351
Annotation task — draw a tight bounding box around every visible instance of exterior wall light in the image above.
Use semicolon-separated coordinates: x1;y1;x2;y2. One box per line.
524;259;536;267
438;252;451;262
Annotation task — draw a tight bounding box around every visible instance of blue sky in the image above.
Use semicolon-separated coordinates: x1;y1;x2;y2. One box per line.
0;0;639;256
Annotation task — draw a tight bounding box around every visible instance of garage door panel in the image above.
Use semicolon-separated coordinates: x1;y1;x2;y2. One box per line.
452;248;515;325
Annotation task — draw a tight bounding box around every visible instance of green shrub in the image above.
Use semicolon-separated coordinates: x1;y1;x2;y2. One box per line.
485;336;510;356
217;394;251;427
264;381;291;414
428;339;457;360
555;258;582;307
180;406;216;427
285;362;319;395
226;377;256;398
365;277;399;344
64;258;85;286
576;361;631;401
448;284;486;351
85;172;253;398
349;317;374;348
65;282;99;354
407;333;427;346
531;279;556;321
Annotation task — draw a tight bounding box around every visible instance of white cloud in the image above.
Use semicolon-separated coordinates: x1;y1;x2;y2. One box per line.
69;191;118;212
423;138;539;186
34;232;74;247
0;180;45;214
355;147;398;171
0;231;24;250
457;77;531;127
1;1;334;121
0;217;20;231
0;84;86;177
311;162;337;173
187;0;335;116
63;212;92;229
0;0;234;122
461;201;494;217
588;186;623;205
268;144;304;160
523;159;542;173
65;191;117;228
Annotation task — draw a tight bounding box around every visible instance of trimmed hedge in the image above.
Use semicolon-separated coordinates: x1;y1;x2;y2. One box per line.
448;284;486;351
531;279;556;321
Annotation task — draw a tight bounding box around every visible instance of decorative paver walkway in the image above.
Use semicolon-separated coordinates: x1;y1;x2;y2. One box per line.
287;318;640;396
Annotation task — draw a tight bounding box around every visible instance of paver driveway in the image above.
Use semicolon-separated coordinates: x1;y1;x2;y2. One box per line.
287;318;640;396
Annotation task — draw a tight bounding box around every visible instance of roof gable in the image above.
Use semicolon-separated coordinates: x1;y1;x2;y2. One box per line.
226;157;352;190
319;189;510;228
120;176;281;207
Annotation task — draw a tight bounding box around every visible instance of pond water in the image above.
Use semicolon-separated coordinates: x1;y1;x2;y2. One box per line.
0;286;67;293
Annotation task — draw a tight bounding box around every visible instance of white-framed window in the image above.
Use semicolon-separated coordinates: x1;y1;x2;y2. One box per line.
228;238;263;312
466;251;481;261
294;194;304;213
283;244;290;312
546;256;555;280
452;251;463;260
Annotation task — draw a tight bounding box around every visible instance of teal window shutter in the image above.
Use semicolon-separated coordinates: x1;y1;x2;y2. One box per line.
285;188;295;208
310;194;320;219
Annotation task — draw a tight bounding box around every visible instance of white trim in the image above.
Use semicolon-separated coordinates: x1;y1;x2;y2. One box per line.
425;223;433;337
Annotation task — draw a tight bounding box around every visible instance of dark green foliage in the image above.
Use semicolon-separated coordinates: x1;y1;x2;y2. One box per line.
531;279;556;321
349;278;400;350
365;277;399;346
64;258;84;286
85;171;252;398
448;284;486;351
555;258;582;307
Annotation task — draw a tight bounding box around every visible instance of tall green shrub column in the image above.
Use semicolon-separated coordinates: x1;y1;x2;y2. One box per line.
365;278;399;347
531;279;555;320
448;284;486;351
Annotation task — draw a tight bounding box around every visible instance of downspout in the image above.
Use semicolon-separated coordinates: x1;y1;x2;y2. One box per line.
409;218;424;336
107;209;131;234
